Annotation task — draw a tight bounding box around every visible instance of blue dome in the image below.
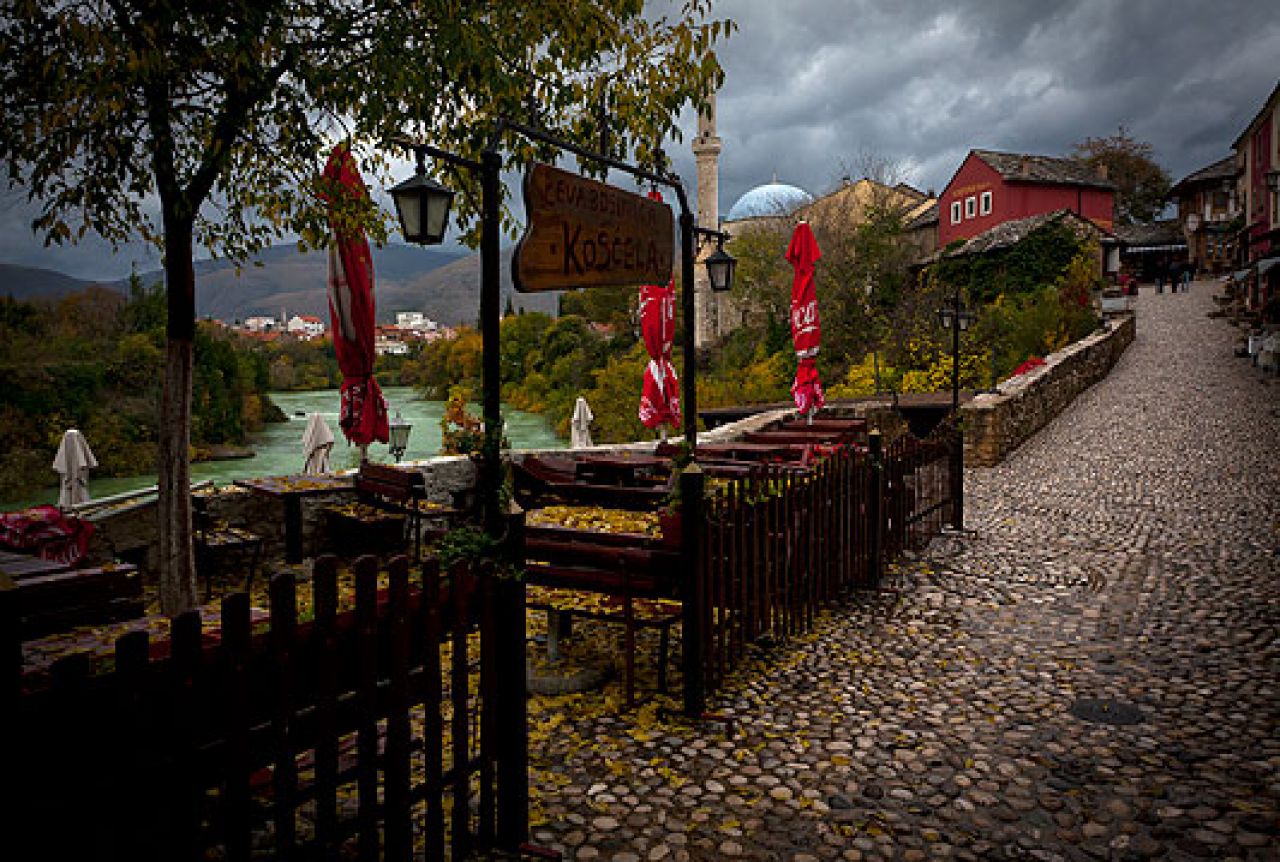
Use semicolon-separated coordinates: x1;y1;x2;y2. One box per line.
725;182;814;222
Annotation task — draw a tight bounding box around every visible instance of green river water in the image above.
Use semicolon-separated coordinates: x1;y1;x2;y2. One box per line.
6;386;563;510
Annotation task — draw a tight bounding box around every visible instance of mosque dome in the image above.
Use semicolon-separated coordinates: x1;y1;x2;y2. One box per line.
724;181;814;222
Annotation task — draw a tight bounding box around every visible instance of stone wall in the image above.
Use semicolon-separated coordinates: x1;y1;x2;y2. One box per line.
961;313;1135;467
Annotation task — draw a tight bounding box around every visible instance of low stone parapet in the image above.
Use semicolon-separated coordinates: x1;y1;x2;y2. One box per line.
962;314;1135;467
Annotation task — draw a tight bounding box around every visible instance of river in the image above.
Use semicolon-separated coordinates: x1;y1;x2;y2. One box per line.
7;386;562;509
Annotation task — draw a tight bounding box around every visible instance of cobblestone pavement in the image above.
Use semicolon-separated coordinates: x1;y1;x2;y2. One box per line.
528;283;1280;862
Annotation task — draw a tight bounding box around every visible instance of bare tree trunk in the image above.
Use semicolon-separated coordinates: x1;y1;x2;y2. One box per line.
157;224;198;615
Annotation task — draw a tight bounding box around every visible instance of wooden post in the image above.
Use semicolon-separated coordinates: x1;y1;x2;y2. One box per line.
269;572;299;858
496;507;529;850
867;430;884;588
680;464;706;717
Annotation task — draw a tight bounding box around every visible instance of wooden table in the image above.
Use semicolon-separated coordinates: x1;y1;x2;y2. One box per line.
0;550;73;581
573;454;668;486
233;474;353;564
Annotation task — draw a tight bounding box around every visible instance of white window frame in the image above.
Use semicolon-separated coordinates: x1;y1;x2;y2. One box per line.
965;196;976;218
980;191;992;215
951;201;962;224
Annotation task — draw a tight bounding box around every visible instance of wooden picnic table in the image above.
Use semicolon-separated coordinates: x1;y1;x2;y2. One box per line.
233;474;353;564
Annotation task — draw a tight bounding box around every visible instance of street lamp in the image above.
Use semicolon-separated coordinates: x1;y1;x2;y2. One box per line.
700;230;737;293
387;410;412;463
389;150;456;245
936;289;975;531
390;136;502;535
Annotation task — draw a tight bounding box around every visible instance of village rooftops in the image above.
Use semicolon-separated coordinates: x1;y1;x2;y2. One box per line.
1113;220;1188;252
1168;156;1237;197
971;149;1115;190
935;209;1116;260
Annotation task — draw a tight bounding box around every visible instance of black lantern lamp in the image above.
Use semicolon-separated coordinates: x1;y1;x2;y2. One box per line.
705;236;737;292
693;227;736;292
936;303;975;332
387;410;412;463
390;153;455;246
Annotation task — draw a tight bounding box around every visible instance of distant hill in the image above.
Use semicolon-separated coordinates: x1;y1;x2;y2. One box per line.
1;242;560;326
0;263;100;301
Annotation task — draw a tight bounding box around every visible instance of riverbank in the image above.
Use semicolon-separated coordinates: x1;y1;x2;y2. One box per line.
2;386;562;511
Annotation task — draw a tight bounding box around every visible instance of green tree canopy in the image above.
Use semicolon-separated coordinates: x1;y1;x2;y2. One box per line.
0;0;732;613
1071;126;1171;226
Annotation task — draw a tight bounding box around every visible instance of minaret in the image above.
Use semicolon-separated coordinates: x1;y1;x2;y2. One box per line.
692;91;721;348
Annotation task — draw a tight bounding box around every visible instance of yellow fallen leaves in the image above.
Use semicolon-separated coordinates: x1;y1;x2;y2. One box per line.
527;504;660;536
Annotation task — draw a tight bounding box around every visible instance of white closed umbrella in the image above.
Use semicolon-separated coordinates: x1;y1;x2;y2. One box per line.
571;396;594;448
301;412;335;475
53;428;97;507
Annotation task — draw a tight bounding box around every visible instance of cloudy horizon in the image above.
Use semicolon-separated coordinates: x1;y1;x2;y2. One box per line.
2;0;1277;282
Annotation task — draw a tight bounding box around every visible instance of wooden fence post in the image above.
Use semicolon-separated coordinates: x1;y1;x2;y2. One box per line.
867;430;884;588
496;507;529;851
680;464;706;717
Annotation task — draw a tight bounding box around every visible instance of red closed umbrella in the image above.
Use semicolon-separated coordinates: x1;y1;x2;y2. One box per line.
787;220;825;417
638;275;681;432
637;190;680;433
323;144;388;449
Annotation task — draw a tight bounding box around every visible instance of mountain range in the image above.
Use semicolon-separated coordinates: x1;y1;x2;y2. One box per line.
0;242;559;326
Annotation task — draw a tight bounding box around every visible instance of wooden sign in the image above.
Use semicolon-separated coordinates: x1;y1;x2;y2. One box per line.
514;162;674;293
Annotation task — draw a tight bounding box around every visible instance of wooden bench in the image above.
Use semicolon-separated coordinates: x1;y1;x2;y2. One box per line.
323;462;427;561
2;563;143;640
523;524;683;706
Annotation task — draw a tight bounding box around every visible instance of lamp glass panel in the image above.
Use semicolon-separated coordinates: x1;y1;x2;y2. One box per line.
424;189;453;242
394;189;421;242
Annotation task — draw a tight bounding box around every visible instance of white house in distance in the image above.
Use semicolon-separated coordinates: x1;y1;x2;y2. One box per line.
395;311;438;333
286;314;326;339
243;315;278;333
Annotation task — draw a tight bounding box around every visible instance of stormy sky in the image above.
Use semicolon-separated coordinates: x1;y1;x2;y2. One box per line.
2;0;1277;281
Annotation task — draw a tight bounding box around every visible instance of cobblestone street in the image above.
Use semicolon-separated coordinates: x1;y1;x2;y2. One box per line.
530;283;1280;862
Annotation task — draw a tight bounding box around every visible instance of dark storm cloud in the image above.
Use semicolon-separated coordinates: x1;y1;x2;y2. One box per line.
665;0;1279;214
2;0;1276;279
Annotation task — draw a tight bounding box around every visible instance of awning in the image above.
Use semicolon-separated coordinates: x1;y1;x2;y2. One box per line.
1123;244;1187;254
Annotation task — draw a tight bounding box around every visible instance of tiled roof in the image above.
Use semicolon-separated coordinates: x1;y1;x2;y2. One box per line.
905;200;938;230
940;210;1114;259
1113;219;1184;247
972;149;1115;190
1168;156;1236;196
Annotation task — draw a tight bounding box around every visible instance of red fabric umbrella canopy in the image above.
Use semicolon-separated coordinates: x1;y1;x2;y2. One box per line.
323;144;388;448
787;221;825;416
637;189;681;431
638;276;681;430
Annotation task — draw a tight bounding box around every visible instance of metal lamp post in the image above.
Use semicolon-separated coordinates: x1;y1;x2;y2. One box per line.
390;137;503;535
936;290;975;530
387;410;412;463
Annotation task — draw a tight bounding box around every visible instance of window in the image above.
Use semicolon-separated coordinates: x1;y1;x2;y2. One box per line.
951;201;962;224
965;196;976;218
980;191;992;215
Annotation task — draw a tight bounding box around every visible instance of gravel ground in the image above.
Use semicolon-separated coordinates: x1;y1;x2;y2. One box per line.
527;282;1280;862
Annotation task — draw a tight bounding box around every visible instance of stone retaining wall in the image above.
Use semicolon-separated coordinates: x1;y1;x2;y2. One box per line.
961;313;1135;467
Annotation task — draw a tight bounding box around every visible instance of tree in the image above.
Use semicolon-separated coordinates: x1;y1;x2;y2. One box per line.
1071;126;1171;226
1;0;730;613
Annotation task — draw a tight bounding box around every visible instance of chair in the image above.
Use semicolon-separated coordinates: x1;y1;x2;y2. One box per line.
193;495;263;600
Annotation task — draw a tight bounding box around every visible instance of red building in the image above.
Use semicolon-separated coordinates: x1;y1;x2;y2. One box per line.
938;149;1115;248
1232;81;1279;263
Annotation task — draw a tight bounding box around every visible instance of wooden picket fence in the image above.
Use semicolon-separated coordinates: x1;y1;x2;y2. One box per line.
9;550;529;862
687;426;958;703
